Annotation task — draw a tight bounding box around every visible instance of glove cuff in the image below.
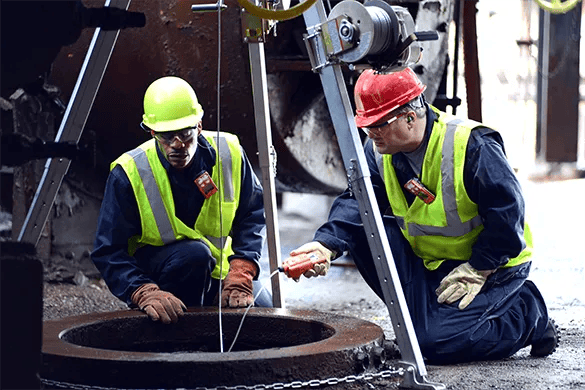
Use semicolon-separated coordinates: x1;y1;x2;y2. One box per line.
315;241;335;260
131;283;160;307
464;262;495;279
229;259;258;279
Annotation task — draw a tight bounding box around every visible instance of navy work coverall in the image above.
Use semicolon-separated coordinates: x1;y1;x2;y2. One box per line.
313;106;550;364
92;134;270;308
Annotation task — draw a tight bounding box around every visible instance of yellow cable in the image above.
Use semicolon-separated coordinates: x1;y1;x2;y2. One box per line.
533;0;581;14
236;0;318;21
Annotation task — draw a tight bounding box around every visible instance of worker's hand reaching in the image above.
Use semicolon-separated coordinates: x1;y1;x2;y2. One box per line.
435;262;495;310
131;283;187;324
285;241;334;280
221;259;257;308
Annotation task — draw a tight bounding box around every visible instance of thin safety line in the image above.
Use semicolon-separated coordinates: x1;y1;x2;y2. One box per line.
227;269;280;352
216;0;225;353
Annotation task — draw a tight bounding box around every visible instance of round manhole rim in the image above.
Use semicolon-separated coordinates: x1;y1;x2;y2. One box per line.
42;307;386;388
43;307;384;361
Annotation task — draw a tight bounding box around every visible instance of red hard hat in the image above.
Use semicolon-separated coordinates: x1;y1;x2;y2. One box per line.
354;67;427;128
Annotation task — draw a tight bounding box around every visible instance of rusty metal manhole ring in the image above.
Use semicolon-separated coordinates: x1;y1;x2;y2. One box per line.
42;307;386;389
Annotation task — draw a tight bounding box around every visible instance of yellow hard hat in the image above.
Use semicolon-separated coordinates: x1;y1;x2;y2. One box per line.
142;76;204;132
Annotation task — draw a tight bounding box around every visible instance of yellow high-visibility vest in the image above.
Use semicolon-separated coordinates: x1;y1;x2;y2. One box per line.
375;106;532;271
111;131;242;279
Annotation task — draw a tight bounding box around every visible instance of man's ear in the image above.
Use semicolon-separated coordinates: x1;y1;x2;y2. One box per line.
150;130;156;138
406;110;416;123
197;122;203;135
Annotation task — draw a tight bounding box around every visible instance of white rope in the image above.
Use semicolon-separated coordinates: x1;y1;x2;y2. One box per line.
227;269;280;352
216;0;225;353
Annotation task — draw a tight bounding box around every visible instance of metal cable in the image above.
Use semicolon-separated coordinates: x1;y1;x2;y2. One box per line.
216;0;225;353
227;269;280;352
367;6;393;55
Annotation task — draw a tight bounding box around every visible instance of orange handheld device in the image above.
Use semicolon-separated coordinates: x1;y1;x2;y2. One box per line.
404;178;435;204
195;171;218;199
279;251;327;280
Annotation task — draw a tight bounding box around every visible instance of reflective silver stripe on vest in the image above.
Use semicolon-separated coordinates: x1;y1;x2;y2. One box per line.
401;215;482;236
380;119;482;237
212;134;234;202
127;148;176;244
206;134;235;248
205;235;227;249
375;148;384;178
437;120;483;235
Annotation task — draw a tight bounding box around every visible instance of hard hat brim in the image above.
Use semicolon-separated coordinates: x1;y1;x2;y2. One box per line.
355;108;397;128
143;112;203;132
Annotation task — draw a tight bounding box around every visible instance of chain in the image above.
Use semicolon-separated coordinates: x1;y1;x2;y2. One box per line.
40;367;404;390
269;144;278;177
346;159;357;197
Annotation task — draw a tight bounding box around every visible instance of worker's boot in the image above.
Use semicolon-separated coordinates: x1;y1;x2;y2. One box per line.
530;318;560;357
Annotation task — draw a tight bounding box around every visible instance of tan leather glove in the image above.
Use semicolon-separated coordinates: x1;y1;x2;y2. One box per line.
131;283;187;324
288;241;334;279
221;259;257;308
435;262;495;310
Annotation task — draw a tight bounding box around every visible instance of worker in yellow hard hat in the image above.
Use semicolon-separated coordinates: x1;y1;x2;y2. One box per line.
284;67;559;363
92;76;270;324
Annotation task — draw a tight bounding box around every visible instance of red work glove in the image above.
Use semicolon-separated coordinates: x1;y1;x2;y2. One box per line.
131;283;187;324
221;259;257;308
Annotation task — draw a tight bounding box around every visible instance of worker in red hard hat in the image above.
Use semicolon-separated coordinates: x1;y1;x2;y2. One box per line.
354;67;427;155
91;76;271;324
285;67;558;363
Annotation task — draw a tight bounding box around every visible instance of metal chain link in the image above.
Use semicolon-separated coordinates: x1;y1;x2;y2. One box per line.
41;366;404;390
269;144;278;177
346;159;357;197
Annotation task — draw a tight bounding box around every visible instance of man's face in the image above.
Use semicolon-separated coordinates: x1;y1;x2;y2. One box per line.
362;110;419;155
152;124;201;170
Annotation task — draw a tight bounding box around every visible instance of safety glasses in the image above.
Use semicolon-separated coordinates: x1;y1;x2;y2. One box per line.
152;128;196;145
361;112;408;135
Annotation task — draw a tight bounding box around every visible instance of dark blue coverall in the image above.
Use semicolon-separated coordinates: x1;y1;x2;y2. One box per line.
313;105;550;364
92;134;271;308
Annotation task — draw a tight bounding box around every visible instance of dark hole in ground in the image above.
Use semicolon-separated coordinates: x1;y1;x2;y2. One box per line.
60;312;336;353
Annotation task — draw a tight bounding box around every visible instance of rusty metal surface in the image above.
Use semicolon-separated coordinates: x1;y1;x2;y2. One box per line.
462;0;482;122
47;0;455;194
263;1;455;194
49;0;258;179
42;307;385;388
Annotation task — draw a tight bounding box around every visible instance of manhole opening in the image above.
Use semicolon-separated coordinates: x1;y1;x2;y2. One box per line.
60;312;336;353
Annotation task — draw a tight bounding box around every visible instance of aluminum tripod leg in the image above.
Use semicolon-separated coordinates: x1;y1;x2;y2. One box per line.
302;1;444;388
248;41;284;308
17;0;132;246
